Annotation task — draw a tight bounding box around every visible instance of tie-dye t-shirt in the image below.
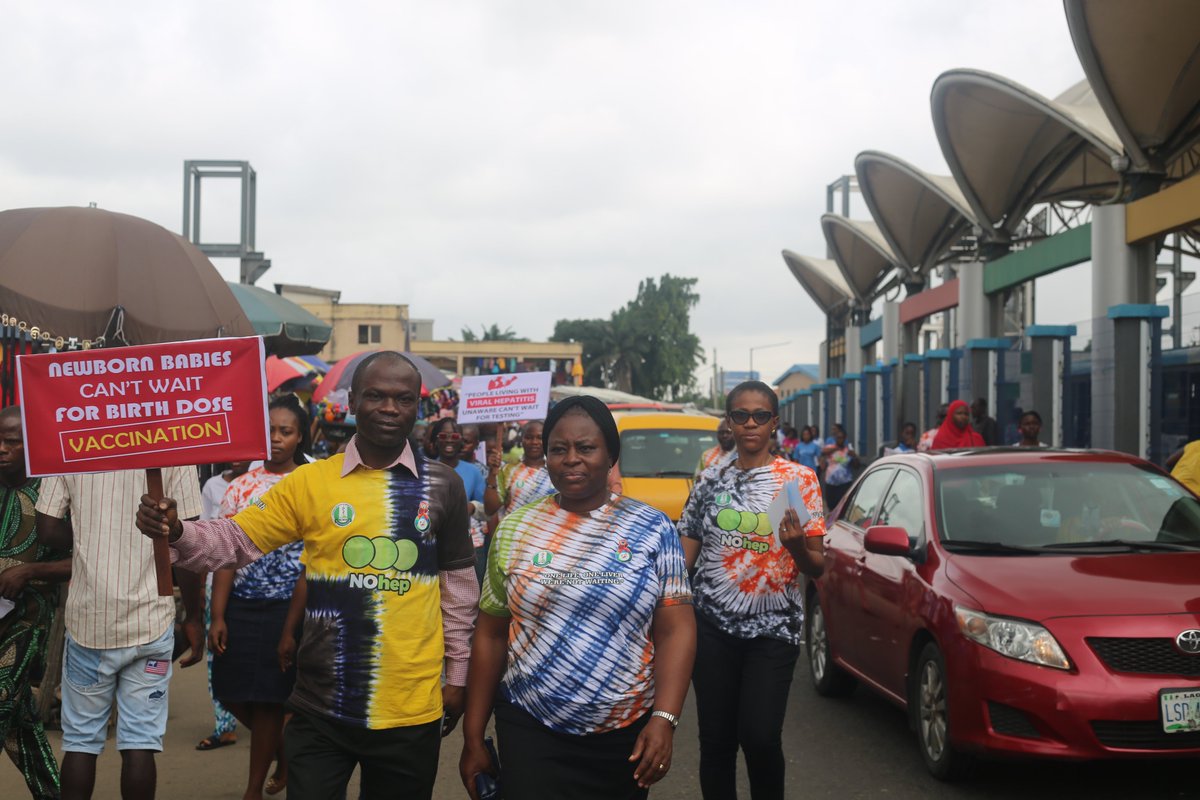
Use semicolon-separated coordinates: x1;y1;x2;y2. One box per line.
220;467;304;601
695;445;733;476
233;455;475;729
480;494;692;735
679;457;825;644
496;462;555;515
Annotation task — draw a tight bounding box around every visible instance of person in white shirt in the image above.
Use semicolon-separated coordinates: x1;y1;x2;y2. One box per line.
36;469;203;800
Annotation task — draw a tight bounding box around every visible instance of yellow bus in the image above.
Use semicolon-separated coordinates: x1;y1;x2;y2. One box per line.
614;411;719;521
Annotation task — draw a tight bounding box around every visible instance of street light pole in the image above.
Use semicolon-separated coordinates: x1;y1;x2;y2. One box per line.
749;341;790;383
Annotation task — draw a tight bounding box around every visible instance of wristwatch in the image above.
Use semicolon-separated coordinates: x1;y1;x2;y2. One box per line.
651;710;680;729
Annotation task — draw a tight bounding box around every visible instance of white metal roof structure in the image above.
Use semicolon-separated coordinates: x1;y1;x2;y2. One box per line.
855;150;978;274
1066;0;1200;179
931;71;1123;239
819;215;900;303
781;250;853;315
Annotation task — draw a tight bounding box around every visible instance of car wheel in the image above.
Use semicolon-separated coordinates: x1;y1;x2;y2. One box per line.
805;592;855;697
913;642;972;781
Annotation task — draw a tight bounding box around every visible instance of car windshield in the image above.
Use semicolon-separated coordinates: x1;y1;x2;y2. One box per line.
619;428;717;478
936;462;1200;551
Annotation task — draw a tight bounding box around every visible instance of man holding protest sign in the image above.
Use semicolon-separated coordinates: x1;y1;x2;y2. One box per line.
0;406;72;800
17;336;273;800
135;351;479;800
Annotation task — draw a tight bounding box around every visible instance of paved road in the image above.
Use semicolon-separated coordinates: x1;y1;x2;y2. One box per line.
3;652;1194;798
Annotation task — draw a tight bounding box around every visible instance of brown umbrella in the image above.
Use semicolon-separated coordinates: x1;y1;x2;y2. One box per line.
0;206;254;346
0;206;257;598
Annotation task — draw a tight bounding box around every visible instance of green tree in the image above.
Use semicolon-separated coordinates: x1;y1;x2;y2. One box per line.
550;318;613;387
460;323;527;342
551;274;704;400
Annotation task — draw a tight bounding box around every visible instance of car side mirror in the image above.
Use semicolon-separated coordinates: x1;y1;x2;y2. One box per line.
864;525;912;557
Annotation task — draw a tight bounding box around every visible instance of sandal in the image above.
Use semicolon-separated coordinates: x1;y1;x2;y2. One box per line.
265;777;287;795
196;732;237;751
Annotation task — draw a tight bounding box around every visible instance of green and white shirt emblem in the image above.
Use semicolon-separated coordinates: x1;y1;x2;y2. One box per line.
332;502;355;527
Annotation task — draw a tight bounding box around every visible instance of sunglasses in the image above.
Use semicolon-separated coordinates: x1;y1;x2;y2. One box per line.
436;432;462;441
728;410;774;426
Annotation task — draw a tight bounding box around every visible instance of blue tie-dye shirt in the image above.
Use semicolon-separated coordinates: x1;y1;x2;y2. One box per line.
480;494;692;735
220;468;304;601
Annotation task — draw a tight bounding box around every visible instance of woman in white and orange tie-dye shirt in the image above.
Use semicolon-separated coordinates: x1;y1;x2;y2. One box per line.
679;380;825;800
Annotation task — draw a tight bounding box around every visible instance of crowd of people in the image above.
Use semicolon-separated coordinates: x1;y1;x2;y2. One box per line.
0;348;1063;800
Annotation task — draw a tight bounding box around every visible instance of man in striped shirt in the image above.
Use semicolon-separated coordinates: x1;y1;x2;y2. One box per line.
36;467;203;800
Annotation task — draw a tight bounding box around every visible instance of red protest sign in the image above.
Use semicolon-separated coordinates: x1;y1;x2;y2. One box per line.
17;337;270;477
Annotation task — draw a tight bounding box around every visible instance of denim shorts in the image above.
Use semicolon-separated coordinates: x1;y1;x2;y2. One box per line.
61;625;173;754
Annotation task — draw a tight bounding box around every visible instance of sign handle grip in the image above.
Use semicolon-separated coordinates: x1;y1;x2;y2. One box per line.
145;468;174;597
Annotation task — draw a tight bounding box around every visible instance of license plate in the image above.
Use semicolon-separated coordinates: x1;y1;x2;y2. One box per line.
1160;688;1200;733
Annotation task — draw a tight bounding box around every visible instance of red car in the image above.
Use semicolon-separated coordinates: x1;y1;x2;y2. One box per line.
806;448;1200;779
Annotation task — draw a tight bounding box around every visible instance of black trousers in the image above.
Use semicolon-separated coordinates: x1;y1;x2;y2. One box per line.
691;613;801;800
283;710;441;800
494;698;649;800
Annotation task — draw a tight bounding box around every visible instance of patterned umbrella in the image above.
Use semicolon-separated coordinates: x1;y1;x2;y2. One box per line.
265;354;330;392
312;350;450;403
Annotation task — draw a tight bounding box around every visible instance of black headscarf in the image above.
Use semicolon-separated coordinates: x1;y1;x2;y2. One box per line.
542;395;620;466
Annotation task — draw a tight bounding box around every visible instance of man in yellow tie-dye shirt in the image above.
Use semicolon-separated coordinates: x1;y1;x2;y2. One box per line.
137;353;478;800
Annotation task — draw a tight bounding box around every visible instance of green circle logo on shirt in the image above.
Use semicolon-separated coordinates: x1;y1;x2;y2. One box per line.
331;502;355;527
532;550;553;567
342;536;419;571
716;508;741;531
343;535;374;568
715;492;732;507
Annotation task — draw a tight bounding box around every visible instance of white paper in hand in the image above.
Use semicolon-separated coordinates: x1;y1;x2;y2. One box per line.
767;480;811;535
0;597;15;620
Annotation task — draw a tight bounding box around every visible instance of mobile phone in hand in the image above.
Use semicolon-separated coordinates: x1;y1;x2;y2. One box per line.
474;736;501;800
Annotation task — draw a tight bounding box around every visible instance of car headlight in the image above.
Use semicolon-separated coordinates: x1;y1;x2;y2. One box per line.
954;606;1071;670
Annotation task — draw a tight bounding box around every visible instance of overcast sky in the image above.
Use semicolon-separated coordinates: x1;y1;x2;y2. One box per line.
3;1;1097;388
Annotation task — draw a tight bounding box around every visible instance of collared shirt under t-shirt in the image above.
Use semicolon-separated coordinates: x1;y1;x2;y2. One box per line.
230;447;476;730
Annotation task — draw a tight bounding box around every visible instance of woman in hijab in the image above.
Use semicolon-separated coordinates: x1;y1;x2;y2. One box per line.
931;399;985;450
460;396;695;800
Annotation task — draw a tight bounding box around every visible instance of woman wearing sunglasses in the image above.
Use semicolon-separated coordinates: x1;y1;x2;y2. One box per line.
429;417;488;579
679;380;826;800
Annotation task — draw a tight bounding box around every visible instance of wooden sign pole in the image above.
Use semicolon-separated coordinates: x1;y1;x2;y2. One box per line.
146;467;173;596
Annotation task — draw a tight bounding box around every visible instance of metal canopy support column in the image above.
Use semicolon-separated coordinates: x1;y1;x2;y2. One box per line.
827;379;844;435
946;348;962;405
883;362;892;448
957;261;993;346
881;301;901;364
845;325;863;375
811;384;827;438
924;350;952;426
797;391;813;429
842;373;863;455
1091;204;1156;451
1027;325;1077;447
901;354;925;435
864;365;882;457
1107;305;1167;462
964;338;1010;435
